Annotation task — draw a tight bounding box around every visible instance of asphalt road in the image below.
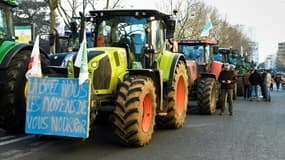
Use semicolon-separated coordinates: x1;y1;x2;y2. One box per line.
0;90;285;160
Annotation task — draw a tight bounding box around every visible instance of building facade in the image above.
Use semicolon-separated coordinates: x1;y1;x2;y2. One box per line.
236;25;259;64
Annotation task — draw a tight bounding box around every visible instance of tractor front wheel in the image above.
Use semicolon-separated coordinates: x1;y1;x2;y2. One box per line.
113;76;157;147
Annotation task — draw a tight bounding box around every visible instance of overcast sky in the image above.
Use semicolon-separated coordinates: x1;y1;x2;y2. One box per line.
123;0;285;62
203;0;285;62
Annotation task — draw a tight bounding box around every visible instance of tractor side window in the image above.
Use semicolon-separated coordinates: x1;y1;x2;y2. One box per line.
150;20;164;53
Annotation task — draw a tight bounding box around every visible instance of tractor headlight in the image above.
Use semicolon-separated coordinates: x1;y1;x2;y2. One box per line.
91;62;98;68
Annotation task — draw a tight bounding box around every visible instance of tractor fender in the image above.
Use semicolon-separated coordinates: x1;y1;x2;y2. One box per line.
209;61;223;80
166;53;187;86
160;53;187;113
1;43;49;68
128;69;163;111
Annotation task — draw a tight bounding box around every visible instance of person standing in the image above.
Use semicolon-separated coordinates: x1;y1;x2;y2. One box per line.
261;70;267;99
263;70;271;101
270;76;274;91
249;70;262;101
275;74;282;91
218;63;237;116
243;70;251;100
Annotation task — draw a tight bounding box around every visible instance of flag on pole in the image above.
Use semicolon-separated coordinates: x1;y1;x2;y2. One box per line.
240;46;244;57
74;31;88;85
200;16;213;37
25;35;42;78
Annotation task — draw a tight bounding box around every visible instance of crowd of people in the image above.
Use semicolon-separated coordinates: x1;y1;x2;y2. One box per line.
217;64;284;116
242;69;284;102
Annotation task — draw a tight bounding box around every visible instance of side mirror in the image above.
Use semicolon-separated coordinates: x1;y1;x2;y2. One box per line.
213;45;219;54
166;20;176;39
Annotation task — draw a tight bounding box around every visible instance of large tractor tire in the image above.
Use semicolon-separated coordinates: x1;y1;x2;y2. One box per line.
113;76;157;147
0;50;30;132
197;77;217;114
156;61;188;129
0;50;50;133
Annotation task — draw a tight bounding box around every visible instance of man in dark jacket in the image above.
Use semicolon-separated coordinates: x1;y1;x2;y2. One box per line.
243;70;251;100
218;63;237;116
249;70;262;101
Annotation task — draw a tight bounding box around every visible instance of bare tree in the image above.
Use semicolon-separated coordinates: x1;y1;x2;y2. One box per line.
158;0;251;55
48;0;60;53
57;0;124;30
13;0;49;35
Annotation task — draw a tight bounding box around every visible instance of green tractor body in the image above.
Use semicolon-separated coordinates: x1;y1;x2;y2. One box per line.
0;1;50;132
27;9;189;147
177;39;222;114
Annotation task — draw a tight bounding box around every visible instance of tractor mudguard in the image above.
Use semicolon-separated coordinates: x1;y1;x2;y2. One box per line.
0;41;16;64
209;61;223;80
160;51;186;86
0;42;50;88
128;69;162;111
1;43;49;68
187;60;198;86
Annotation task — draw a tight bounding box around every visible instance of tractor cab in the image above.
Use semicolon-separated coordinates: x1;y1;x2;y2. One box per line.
0;0;16;43
178;39;218;64
218;48;238;66
178;39;220;77
90;9;175;69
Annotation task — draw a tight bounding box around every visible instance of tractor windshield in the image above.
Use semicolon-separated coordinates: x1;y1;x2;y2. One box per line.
96;16;147;55
0;5;13;41
178;45;205;63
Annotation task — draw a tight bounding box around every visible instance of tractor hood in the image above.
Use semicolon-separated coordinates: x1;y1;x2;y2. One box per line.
49;50;105;67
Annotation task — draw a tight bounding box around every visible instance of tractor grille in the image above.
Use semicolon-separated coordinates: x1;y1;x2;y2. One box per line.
73;50;105;77
93;56;111;90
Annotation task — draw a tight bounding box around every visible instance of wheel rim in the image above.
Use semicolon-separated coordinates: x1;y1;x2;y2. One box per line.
142;94;152;132
24;81;29;101
176;76;186;115
210;85;216;112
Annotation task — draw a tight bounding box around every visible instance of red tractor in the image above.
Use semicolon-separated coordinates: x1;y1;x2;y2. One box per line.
177;40;222;114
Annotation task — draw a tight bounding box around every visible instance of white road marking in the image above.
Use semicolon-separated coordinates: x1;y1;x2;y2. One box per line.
0;135;35;146
0;136;15;141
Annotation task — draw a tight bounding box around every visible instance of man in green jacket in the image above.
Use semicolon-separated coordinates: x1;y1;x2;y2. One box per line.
218;63;237;116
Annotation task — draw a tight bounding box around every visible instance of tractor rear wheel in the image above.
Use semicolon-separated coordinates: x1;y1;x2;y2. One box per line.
113;76;157;147
197;77;217;114
0;50;50;133
156;61;188;129
0;50;30;132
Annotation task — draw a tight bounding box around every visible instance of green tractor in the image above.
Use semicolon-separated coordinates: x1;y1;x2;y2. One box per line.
177;40;222;114
45;9;189;147
0;0;50;132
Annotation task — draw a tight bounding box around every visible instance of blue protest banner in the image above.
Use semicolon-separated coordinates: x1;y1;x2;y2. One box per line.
25;77;90;138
